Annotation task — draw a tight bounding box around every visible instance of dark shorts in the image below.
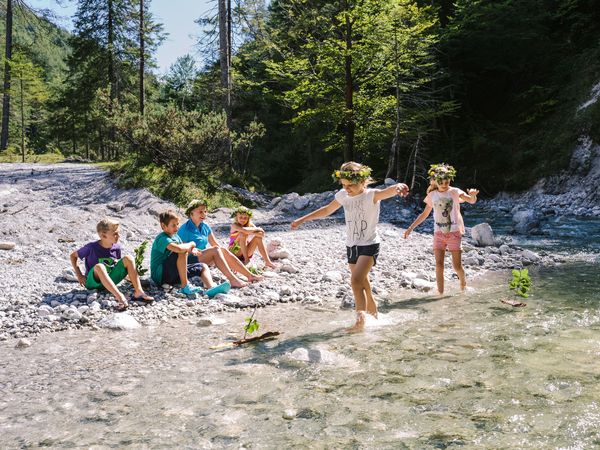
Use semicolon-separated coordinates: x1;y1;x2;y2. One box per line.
162;252;206;285
346;243;380;266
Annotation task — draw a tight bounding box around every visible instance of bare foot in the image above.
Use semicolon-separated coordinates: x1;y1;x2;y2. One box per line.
265;262;276;269
230;279;248;288
345;311;366;333
249;275;264;282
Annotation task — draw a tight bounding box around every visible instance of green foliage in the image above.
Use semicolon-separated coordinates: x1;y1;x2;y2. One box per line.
133;240;149;277
509;269;532;299
229;240;241;256
247;265;263;276
243;308;260;339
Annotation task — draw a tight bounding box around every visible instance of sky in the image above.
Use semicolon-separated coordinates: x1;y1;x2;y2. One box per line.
30;0;214;74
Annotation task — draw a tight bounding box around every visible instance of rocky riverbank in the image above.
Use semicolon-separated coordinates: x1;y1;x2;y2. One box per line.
0;163;573;342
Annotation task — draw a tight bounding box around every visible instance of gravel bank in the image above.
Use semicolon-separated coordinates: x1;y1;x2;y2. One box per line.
0;163;564;341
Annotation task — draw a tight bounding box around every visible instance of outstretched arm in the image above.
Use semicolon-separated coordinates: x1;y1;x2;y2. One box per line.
373;183;410;203
460;188;479;204
167;241;196;253
404;204;433;238
70;251;86;286
291;199;342;229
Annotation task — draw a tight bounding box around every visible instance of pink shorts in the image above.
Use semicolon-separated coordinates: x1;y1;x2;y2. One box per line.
433;231;462;251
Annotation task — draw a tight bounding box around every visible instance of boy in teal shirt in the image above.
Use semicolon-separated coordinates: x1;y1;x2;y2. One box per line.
150;210;230;297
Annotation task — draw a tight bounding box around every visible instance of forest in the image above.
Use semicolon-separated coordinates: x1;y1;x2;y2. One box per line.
1;0;599;202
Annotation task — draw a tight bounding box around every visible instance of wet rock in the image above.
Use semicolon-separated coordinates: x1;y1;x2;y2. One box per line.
98;313;141;330
282;409;297;420
512;209;542;234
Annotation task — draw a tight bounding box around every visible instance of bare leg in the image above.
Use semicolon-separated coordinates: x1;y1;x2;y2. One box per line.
197;247;247;288
450;250;466;292
122;255;151;298
222;247;263;282
177;252;189;287
434;249;446;295
94;264;127;306
200;263;216;288
346;255;375;332
255;236;276;269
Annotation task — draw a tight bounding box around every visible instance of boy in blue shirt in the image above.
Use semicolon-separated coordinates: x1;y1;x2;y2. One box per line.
70;218;154;311
150;210;230;297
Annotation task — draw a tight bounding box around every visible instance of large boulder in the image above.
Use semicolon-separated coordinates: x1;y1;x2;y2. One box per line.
471;223;495;247
512;209;541;234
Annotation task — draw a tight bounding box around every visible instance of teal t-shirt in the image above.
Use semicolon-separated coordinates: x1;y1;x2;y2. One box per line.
150;232;182;284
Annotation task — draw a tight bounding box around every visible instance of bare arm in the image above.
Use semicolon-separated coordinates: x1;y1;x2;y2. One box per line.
291;199;342;229
460;188;479;204
404;204;433;238
167;241;196;253
231;223;264;236
373;183;410;203
69;250;86;286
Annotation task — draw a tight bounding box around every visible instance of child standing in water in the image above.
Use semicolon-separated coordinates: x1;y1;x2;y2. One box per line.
404;163;479;295
228;206;276;269
291;162;409;332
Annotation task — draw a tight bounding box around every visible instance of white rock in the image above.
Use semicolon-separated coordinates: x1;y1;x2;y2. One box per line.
280;264;299;274
16;338;32;348
98;313;141;330
0;241;16;250
107;202;125;212
471;223;495;247
269;249;290;260
412;278;435;292
214;294;243;305
61;269;79;282
521;249;540;262
323;270;343;282
282;409;297;420
38;305;53;316
499;244;511;255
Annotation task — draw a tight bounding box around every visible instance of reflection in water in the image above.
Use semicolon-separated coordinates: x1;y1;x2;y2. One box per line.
1;262;599;448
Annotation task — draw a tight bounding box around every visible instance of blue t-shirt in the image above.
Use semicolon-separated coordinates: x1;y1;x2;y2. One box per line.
77;241;122;276
177;219;212;250
150;232;182;284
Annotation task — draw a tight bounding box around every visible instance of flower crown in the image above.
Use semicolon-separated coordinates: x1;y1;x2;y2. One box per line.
185;199;209;216
332;167;372;183
428;163;457;181
231;206;253;218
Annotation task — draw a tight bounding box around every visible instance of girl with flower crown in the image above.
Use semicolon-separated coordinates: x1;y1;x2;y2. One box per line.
228;206;276;269
404;163;479;295
291;161;409;332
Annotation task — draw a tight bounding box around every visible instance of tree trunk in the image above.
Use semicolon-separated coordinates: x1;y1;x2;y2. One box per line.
1;0;13;150
386;83;402;180
19;77;24;162
343;1;354;162
218;0;232;164
108;0;116;159
139;0;145;115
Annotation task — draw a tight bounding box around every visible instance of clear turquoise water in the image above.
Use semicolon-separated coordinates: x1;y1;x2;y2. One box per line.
1;258;599;449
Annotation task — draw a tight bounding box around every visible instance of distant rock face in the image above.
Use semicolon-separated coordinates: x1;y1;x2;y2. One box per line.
471;223;495;246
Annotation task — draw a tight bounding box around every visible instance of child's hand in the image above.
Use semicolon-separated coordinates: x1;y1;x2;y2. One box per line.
191;248;201;256
403;229;411;239
291;219;302;230
76;272;86;286
468;188;479;197
396;183;410;197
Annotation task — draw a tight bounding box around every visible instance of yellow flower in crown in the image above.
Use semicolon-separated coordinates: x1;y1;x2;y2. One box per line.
428;163;457;181
332;167;372;183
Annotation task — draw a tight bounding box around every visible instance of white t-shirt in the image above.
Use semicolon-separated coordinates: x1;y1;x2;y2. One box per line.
335;188;381;246
424;187;466;234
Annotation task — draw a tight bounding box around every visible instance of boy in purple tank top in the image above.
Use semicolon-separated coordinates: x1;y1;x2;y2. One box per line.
70;218;154;311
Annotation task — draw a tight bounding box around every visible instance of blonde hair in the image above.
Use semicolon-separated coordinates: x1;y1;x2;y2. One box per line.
232;206;254;227
159;210;179;226
96;218;119;235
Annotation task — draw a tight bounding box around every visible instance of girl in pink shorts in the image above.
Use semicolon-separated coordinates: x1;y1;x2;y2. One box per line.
404;163;479;295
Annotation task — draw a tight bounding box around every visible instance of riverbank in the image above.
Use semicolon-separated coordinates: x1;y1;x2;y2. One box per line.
0;163;580;341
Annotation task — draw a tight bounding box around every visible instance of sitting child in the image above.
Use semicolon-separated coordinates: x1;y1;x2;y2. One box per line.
228;206;276;269
70;218;154;311
150;210;230;297
177;199;263;288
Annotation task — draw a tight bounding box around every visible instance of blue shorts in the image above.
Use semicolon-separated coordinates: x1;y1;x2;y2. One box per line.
162;252;206;285
346;243;380;266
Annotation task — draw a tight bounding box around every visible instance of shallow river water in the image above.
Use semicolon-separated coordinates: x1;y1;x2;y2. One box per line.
1;257;599;449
